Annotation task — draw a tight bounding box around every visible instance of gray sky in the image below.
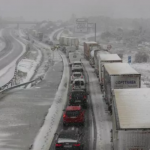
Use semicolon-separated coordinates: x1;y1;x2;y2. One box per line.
0;0;150;21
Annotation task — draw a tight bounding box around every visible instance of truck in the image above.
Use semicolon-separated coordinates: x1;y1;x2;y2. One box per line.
59;36;79;50
103;63;141;107
84;41;99;60
98;54;122;89
112;88;150;150
69;52;81;63
94;50;109;76
65;46;76;58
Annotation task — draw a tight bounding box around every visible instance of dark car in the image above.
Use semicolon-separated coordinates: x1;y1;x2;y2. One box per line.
63;106;85;126
55;127;84;150
72;68;83;73
69;90;88;108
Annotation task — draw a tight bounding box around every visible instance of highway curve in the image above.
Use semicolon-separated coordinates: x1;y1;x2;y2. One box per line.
0;29;24;70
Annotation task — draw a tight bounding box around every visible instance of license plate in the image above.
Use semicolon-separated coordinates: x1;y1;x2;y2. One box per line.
70;116;77;118
64;145;72;148
75;100;81;102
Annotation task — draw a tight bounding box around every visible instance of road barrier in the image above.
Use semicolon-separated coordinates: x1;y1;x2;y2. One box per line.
0;75;43;94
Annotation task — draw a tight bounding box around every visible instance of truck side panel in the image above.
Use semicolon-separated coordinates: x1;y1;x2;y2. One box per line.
99;60;122;86
111;75;141;89
103;69;141;105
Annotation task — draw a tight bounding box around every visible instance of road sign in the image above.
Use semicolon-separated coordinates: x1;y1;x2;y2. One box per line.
128;56;131;63
87;23;95;28
75;18;88;33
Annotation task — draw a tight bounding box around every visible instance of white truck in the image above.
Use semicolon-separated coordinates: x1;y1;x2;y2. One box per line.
65;46;76;58
98;54;122;89
94;50;109;76
103;63;141;107
69;52;81;63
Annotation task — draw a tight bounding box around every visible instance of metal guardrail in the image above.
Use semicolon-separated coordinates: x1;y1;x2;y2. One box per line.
1;75;43;94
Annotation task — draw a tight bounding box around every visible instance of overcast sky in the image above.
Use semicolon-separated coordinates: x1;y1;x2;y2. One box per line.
0;0;150;21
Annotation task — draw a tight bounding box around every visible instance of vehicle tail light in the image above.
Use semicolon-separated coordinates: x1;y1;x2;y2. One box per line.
56;143;62;147
81;76;83;78
73;144;80;146
84;96;86;99
63;114;66;118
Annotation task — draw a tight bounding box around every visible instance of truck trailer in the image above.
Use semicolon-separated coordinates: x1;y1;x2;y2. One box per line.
103;63;141;106
94;50;109;76
59;36;79;50
98;54;122;89
112;88;150;150
84;41;98;60
69;52;81;63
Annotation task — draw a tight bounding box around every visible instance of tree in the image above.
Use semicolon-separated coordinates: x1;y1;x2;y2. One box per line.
135;51;149;63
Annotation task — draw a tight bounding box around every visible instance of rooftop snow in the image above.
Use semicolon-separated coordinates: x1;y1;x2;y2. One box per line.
114;88;150;129
100;54;122;61
104;63;140;75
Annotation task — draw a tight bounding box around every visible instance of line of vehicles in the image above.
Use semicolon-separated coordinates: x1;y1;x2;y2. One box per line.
55;34;149;149
83;41;150;150
54;41;88;150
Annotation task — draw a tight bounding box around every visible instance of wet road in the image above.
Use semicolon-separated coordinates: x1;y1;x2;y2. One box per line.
0;52;63;150
0;29;24;70
49;56;95;150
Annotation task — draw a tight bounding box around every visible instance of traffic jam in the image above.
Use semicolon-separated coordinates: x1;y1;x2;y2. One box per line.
53;35;150;150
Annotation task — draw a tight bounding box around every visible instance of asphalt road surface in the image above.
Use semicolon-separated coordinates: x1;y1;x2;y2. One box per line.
49;56;95;150
0;52;63;150
0;29;24;70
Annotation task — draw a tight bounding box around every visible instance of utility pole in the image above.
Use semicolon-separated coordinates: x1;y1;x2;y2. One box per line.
95;23;96;42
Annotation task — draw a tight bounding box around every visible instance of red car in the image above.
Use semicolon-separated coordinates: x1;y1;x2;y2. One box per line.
63;106;85;126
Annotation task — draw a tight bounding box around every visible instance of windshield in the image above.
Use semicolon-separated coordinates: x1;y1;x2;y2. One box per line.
66;110;80;117
74;73;81;77
72;92;85;99
74;63;81;66
59;133;78;140
74;81;84;86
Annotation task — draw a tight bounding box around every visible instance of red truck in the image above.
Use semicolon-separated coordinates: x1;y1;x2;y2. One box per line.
84;41;99;60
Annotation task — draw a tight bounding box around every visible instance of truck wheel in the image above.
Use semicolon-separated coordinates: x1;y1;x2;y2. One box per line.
83;104;87;109
81;122;84;126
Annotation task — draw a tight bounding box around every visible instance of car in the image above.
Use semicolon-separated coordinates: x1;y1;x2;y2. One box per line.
63;106;85;126
71;72;84;83
55;127;84;150
69;90;88;108
72;61;82;69
72;79;86;91
72;68;83;73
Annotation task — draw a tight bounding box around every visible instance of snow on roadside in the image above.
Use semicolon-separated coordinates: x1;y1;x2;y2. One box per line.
17;47;42;84
122;54;149;88
32;51;69;150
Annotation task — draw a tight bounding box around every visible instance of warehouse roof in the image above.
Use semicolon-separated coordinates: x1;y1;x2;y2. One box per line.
114;88;150;129
100;54;122;61
104;63;140;75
